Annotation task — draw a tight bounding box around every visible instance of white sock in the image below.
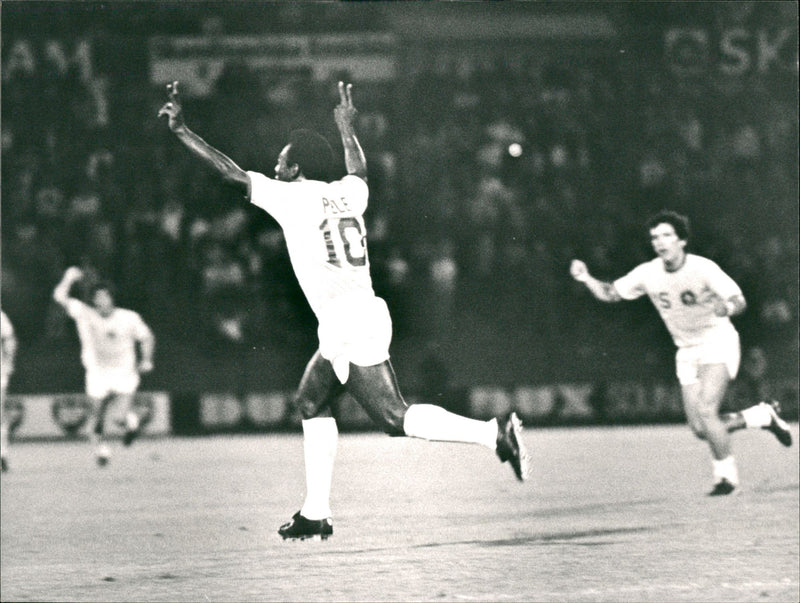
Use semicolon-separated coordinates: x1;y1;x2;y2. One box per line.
125;412;140;431
403;404;498;450
0;422;8;457
300;417;338;520
712;455;739;485
740;403;771;428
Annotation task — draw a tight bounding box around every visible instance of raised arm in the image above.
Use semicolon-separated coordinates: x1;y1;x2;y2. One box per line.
569;260;623;303
158;81;250;195
53;266;84;307
333;81;367;181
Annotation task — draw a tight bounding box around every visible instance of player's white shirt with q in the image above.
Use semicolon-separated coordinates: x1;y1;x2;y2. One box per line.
64;299;151;398
1;310;14;391
613;254;742;384
248;172;391;382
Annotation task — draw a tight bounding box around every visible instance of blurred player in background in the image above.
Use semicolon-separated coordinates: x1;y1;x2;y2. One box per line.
53;267;156;466
1;309;18;472
570;210;792;496
159;80;530;540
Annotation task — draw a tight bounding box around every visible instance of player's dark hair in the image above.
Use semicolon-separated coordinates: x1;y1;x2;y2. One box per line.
286;129;334;182
89;280;116;303
646;210;690;242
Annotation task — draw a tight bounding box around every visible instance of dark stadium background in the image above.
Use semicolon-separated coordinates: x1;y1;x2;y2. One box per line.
2;2;797;434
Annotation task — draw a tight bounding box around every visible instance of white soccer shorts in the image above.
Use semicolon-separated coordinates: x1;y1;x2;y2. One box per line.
317;294;393;384
675;327;741;386
85;368;140;400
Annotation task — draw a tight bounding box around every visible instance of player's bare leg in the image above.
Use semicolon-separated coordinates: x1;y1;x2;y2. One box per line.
682;364;737;495
114;392;141;447
89;395;114;466
347;361;531;481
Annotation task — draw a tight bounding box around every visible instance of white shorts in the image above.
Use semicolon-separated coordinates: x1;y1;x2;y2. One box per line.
317;294;393;383
675;328;741;386
85;368;140;400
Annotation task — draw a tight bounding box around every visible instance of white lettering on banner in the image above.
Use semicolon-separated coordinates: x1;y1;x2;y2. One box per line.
511;386;553;418
469;387;513;420
469;385;594;420
244;393;286;426
720;29;751;74
6;392;170;440
200;392;292;429
651;384;682;415
557;385;595;418
149;33;399;95
2;38;94;82
666;27;798;76
200;393;243;428
467;383;689;421
604;383;684;418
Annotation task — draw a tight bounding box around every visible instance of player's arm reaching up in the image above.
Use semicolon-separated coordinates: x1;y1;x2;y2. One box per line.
569;259;623;302
53;266;84;307
333;81;367;181
158;81;250;196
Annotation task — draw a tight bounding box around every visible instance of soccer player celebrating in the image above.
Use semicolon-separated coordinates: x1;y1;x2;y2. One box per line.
159;80;530;540
1;309;18;472
53;267;156;466
570;210;792;496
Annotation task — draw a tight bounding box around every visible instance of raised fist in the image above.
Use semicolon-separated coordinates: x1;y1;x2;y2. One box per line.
569;259;590;282
65;266;84;281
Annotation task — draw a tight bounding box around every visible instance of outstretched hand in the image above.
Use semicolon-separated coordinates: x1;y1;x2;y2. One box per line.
157;81;185;132
334;81;357;133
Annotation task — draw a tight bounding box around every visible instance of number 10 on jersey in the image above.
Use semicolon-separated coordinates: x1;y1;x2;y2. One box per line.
319;217;368;268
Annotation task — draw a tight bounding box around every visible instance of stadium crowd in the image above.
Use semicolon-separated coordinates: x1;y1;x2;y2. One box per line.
2;3;797;391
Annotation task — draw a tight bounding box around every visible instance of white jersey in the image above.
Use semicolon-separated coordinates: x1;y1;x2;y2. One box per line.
64;299;152;373
613;254;742;348
1;310;15;381
248;171;375;318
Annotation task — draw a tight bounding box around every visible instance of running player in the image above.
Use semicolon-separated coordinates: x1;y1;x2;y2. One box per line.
159;80;530;540
570;210;792;496
53;267;156;466
1;309;18;472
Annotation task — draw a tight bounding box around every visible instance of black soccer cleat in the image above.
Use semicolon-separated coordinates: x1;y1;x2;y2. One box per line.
278;511;333;541
122;427;140;447
496;411;531;482
708;478;736;496
1;457;8;473
763;401;792;447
